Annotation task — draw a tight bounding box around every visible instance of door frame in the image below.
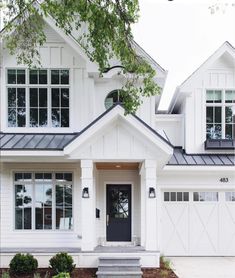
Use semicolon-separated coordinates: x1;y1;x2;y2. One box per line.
104;181;134;243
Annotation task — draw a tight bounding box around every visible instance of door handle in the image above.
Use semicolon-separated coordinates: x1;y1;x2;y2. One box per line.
106;214;109;226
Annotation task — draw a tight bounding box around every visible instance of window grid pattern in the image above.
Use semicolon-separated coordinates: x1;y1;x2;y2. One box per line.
206;89;235;139
193;192;218;202
14;172;73;230
164;192;189;202
7;69;70;128
225;192;235;202
8;88;26;127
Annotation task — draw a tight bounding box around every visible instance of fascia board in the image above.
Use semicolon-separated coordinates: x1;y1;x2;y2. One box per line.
64;105;173;157
180;42;235;92
121;113;173;155
0;150;64;157
163;165;235;171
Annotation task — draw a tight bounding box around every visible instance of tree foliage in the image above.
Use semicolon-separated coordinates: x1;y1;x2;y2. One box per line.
1;0;161;113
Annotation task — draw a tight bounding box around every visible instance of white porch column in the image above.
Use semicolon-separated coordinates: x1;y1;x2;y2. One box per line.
140;160;158;251
81;160;96;251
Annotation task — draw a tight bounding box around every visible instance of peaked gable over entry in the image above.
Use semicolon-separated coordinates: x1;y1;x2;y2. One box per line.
64;105;173;168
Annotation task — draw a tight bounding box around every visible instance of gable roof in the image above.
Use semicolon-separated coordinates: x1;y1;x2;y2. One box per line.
0;104;172;151
180;41;235;90
168;41;235;113
63;104;173;158
0;2;166;74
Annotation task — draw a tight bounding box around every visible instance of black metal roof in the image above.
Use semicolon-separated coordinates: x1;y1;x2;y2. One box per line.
0;133;234;166
168;148;235;166
0;133;77;150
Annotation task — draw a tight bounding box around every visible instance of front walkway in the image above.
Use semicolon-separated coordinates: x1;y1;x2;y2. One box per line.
168;257;235;278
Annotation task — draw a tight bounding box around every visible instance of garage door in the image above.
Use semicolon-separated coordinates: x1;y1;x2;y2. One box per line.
162;191;235;256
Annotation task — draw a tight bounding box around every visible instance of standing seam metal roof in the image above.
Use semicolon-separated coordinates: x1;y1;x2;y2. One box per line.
0;134;234;166
167;148;234;166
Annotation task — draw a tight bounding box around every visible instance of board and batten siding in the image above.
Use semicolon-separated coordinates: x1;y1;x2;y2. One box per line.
183;54;235;154
1;22;158;135
0;163;81;249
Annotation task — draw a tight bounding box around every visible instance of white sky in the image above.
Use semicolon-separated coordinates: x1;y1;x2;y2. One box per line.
132;0;235;110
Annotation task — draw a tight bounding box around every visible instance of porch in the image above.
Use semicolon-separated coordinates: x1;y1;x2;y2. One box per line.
0;246;160;268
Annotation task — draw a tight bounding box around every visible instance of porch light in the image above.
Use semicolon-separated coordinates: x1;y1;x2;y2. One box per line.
82;187;89;198
149;187;156;198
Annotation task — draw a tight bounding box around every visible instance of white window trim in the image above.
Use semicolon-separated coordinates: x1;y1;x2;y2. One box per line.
6;68;71;130
13;171;74;231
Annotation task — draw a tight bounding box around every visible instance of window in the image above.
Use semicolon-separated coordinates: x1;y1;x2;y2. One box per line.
14;172;73;230
105;90;124;109
7;69;70;128
225;192;235;202
206;90;235;139
164;192;189;202
193;192;218;202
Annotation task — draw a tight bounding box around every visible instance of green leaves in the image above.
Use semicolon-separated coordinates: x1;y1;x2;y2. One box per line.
2;0;161;113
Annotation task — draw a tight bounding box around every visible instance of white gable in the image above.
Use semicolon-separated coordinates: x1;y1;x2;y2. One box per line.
180;41;235;92
64;105;173;168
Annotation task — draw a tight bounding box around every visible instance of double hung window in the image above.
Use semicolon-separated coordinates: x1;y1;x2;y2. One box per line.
206;90;235;139
7;69;70;128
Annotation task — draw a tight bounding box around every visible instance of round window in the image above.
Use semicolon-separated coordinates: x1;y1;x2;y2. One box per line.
104;90;124;110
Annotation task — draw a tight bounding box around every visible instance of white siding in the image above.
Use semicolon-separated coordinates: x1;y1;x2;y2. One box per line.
180;53;235;154
155;115;184;147
0;163;81;249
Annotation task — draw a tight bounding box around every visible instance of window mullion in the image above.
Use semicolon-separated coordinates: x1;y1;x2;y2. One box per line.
32;173;35;230
48;87;51;128
52;174;56;230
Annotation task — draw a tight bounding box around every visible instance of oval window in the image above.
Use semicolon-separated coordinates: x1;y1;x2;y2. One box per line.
104;90;124;110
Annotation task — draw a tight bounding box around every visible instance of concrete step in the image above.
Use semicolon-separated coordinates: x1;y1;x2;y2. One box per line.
98;264;141;272
96;257;142;278
96;271;142;278
99;257;140;265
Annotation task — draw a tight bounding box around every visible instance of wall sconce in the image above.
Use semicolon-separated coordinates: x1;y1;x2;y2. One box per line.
149;187;156;198
82;187;89;198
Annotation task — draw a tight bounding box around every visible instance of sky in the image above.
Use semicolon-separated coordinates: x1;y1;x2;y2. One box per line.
132;0;235;110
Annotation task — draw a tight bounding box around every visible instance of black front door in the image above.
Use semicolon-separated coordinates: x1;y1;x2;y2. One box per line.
106;184;131;241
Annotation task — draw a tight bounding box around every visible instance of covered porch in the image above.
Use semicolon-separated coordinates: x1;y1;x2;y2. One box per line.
0;105;173;268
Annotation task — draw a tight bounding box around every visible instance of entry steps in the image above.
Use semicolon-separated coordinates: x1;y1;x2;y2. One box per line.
96;257;142;278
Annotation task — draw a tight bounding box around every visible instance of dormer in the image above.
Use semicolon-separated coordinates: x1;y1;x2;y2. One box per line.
169;42;235;154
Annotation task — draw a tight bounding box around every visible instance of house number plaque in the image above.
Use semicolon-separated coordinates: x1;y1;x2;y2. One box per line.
220;178;229;183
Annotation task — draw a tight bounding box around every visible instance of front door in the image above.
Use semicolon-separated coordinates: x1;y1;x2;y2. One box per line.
106;184;131;241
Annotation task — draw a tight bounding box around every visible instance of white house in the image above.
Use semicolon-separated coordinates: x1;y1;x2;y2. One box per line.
0;12;234;271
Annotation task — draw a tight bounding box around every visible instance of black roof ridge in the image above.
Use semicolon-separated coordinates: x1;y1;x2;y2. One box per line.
63;103;174;149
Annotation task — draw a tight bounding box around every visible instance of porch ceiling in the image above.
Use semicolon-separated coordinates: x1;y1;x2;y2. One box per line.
96;162;139;170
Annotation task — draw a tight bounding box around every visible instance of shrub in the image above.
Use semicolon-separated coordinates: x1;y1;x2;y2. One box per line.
33;273;50;278
160;269;169;278
1;272;10;278
160;256;171;270
52;273;70;278
9;253;38;275
49;253;75;274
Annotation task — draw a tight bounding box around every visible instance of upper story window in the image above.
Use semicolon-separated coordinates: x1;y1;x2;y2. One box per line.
206;90;235;139
7;69;70;128
104;90;124;110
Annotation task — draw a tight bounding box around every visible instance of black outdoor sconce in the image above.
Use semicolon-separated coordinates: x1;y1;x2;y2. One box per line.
82;187;89;198
149;187;156;198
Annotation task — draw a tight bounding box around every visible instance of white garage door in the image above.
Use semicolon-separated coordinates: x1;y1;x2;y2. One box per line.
162;191;235;256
